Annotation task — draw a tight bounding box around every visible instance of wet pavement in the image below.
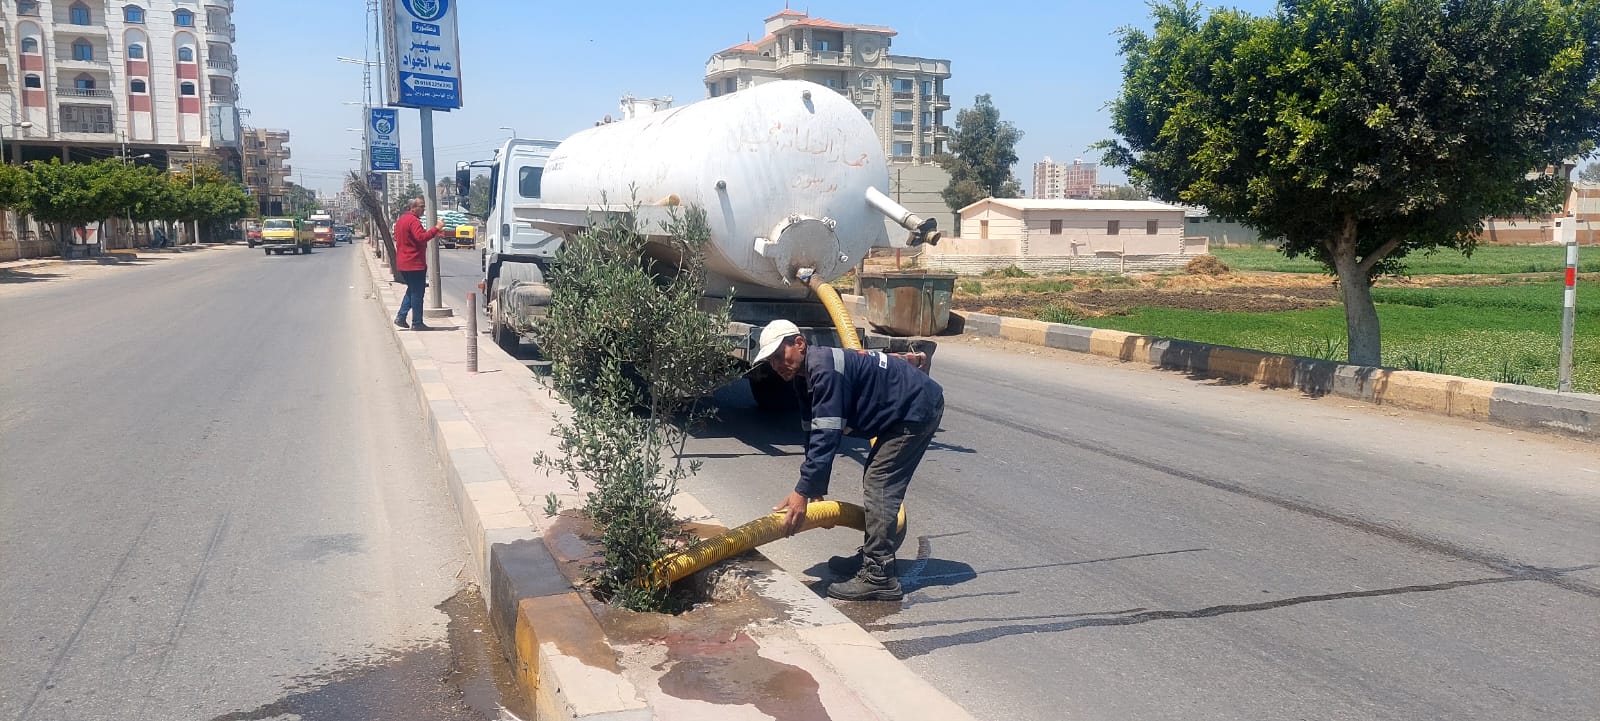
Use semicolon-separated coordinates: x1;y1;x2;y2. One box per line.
209;588;527;721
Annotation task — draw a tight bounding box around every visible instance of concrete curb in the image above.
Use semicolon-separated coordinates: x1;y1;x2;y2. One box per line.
846;294;1600;440
361;254;979;720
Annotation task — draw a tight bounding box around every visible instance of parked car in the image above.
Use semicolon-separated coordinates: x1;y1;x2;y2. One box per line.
245;220;263;247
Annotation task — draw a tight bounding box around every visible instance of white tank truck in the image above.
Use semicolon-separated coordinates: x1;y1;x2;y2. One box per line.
464;80;940;406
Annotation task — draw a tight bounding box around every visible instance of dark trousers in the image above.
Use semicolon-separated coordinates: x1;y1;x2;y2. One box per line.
861;398;944;578
397;270;426;325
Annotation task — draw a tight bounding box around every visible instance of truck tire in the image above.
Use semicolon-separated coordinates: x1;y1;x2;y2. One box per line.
492;298;519;353
748;366;802;411
264;249;270;256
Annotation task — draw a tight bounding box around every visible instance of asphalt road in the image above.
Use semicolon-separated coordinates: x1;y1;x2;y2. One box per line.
680;338;1600;720
436;245;1600;719
0;244;518;721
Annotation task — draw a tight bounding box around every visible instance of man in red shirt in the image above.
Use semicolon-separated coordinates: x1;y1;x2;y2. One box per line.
393;197;444;329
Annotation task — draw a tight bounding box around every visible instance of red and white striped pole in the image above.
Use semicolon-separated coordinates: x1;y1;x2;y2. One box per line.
1556;213;1577;392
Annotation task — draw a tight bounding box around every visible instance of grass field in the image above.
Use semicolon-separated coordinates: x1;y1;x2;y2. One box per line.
1212;245;1600;275
1068;280;1598;393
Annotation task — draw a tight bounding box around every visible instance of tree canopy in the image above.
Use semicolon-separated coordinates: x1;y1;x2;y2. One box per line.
1101;0;1600;365
937;94;1024;214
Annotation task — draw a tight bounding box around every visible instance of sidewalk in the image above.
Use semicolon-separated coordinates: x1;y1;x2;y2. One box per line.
361;255;979;721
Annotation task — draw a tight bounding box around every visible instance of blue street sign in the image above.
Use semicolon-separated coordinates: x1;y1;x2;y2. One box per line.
384;0;463;110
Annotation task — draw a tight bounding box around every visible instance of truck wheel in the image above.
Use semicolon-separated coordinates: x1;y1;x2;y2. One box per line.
248;240;256;248
264;249;270;256
749;367;801;411
492;302;519;353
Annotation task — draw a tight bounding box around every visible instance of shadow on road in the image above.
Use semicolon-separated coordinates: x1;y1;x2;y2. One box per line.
0;269;65;284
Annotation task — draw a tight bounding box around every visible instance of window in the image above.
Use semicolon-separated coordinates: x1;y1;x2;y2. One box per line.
60;104;112;133
893;78;913;93
816;38;832;52
24;74;41;89
130;78;146;93
1147;219;1159;235
861;108;874;122
174;9;193;26
1050;219;1062;235
180;81;196;96
75;75;95;90
518;166;542;198
707;82;719;98
824;76;840;89
128;43;144;59
861;75;874;89
124;5;144;23
922;111;933;126
1107;220;1121;235
980;220;989;240
20;37;39;54
723;78;735;94
72;39;94;61
921;80;933;96
69;2;90;25
892;109;912;124
892;141;912;157
18;0;39;15
177;46;194;62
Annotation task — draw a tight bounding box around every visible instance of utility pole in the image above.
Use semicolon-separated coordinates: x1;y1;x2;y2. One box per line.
421;107;449;318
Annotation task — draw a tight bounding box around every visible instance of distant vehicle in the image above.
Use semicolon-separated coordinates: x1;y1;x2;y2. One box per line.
309;213;336;247
260;217;313;255
245;220;263;246
453;224;476;248
333;224;354;244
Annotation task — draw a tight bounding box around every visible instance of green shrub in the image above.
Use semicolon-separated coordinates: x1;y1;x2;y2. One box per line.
1396;348;1449;374
1293;337;1346;361
957;280;984;295
982;264;1032;278
533;205;738;612
1037;302;1087;325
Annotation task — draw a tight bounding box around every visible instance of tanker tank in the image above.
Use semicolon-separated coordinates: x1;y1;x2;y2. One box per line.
537;80;906;300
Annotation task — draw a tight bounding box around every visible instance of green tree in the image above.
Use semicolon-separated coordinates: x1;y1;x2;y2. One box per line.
936;94;1024;214
390;181;423;218
1101;0;1600;366
1581;163;1600;183
0;163;34;214
27;159;124;255
533;206;738;612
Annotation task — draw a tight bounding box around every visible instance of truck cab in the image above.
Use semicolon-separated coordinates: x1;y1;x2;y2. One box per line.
309;213;336;247
260;217;312;255
476;139;562;349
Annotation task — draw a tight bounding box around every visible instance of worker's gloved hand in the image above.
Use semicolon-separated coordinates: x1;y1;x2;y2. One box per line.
774;491;821;537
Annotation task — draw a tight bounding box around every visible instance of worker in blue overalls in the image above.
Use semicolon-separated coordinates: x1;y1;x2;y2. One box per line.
752;319;944;601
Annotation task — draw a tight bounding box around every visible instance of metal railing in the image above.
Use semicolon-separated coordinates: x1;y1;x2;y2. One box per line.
892;91;914;100
206;57;237;71
892;123;914;131
58;86;112;98
55;50;107;64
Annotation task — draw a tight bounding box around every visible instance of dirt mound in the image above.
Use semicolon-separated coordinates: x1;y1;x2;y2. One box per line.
1184;255;1231;275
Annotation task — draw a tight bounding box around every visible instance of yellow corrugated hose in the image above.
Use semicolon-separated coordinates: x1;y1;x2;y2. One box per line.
649;280;906;586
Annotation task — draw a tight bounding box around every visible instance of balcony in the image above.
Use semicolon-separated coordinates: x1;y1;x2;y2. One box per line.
206;56;236;75
204;0;234;9
892;91;913;100
54;51;109;69
205;23;236;43
704;54;775;77
892;123;913;132
57;86;113;100
928;94;951;106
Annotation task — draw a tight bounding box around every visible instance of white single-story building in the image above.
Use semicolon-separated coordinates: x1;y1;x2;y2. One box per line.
923;198;1208;274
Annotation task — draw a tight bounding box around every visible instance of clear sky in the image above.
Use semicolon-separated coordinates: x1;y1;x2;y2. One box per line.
235;1;1279;195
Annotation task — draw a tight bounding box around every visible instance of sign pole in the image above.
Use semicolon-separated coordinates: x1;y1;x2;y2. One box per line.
422;107;450;318
1557;212;1577;392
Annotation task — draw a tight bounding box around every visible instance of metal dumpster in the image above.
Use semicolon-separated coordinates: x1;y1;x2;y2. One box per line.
857;271;958;337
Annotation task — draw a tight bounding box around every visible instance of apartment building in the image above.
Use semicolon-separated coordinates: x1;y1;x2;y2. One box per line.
705;8;954;228
1;0;240;172
1032;157;1097;200
240;126;288;216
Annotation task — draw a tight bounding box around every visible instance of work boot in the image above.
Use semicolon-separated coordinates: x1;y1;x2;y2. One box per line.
394;316;409;329
827;562;902;602
411;322;433;331
827;548;864;579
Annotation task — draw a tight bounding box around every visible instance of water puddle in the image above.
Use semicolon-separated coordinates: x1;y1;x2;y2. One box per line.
208;586;527;721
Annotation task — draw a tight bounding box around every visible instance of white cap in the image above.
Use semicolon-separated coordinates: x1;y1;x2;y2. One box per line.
752;319;801;364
